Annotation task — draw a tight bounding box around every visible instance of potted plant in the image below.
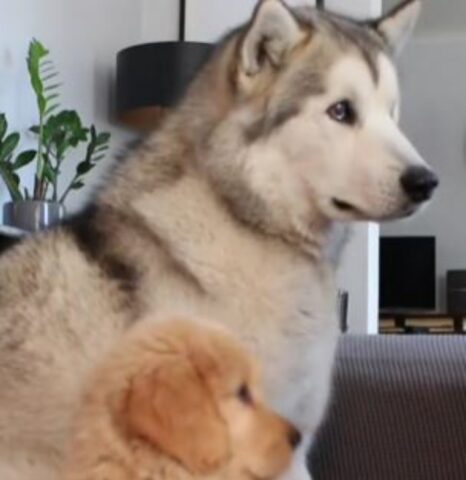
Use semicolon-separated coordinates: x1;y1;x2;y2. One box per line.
0;40;110;232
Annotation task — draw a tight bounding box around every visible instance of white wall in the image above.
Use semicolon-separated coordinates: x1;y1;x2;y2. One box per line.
385;0;466;38
381;35;466;310
326;0;381;18
185;0;315;43
141;0;178;43
337;223;380;334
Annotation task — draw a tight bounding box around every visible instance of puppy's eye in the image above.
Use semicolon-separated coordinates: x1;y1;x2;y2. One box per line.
237;383;253;405
327;100;357;125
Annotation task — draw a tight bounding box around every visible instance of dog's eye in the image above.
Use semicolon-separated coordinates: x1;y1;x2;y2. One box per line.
327;100;357;125
237;383;253;405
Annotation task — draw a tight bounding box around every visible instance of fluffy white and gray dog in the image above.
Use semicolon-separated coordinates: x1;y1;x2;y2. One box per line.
0;1;437;479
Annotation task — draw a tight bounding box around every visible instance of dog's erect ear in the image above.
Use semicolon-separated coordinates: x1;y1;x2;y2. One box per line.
241;0;305;75
372;0;421;56
124;359;229;475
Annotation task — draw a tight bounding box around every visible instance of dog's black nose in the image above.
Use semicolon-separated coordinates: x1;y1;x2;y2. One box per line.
288;427;302;449
400;166;439;203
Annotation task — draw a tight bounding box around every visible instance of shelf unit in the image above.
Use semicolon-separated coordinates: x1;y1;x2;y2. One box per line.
380;312;466;335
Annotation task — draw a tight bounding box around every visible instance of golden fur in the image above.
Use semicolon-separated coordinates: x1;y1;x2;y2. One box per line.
63;318;299;480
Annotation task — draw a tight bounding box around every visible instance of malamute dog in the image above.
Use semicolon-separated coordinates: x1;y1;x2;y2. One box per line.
0;1;437;479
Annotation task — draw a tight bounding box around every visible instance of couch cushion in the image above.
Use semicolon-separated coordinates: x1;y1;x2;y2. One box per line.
310;335;466;479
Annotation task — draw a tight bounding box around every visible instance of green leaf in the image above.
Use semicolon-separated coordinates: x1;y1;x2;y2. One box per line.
27;39;50;115
71;180;85;190
11;172;20;187
38;96;46;115
42;71;59;82
96;132;111;145
95;145;109;153
45;93;59;103
29;39;48;59
42;162;56;182
44;83;61;92
0;114;7;140
0;132;20;162
13;150;36;169
30;125;40;135
58;110;81;126
0;163;23;201
45;103;60;116
39;59;53;68
41;110;89;162
76;161;94;175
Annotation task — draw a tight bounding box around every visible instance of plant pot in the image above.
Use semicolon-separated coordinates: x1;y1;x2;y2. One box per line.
3;201;65;232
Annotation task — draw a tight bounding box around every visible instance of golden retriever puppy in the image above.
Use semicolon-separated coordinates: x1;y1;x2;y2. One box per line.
63;318;300;480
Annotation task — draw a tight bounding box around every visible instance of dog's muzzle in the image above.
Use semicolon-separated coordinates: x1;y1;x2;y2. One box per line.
400;166;439;203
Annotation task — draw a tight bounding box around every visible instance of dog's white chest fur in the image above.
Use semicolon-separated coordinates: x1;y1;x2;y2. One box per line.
135;175;339;430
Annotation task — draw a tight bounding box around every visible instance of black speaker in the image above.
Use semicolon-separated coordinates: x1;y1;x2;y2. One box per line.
447;270;466;314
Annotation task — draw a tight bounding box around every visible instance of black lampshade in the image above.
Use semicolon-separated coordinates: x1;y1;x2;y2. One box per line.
116;41;214;129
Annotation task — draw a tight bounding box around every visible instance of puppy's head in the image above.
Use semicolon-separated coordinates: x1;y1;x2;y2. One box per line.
112;319;298;478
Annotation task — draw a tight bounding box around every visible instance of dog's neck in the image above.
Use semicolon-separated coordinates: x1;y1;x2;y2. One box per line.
103;140;333;266
119;169;330;263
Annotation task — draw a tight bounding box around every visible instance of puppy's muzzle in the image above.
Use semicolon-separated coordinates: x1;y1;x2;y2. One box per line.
288;426;302;449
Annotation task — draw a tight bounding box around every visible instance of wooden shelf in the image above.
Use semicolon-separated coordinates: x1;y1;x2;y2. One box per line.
380;312;466;335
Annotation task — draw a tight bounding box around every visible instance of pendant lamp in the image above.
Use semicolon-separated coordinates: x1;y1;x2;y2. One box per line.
116;0;214;130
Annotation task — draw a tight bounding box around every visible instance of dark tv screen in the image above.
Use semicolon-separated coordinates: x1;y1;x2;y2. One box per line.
379;236;435;311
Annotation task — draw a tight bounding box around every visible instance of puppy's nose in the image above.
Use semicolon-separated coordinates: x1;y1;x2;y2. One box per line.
288;427;302;449
400;166;439;203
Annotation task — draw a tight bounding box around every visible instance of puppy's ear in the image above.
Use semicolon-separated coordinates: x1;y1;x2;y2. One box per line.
124;360;229;474
371;0;421;56
241;0;305;76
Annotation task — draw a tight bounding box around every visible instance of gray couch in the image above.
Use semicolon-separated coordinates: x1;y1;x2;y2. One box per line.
309;335;466;479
